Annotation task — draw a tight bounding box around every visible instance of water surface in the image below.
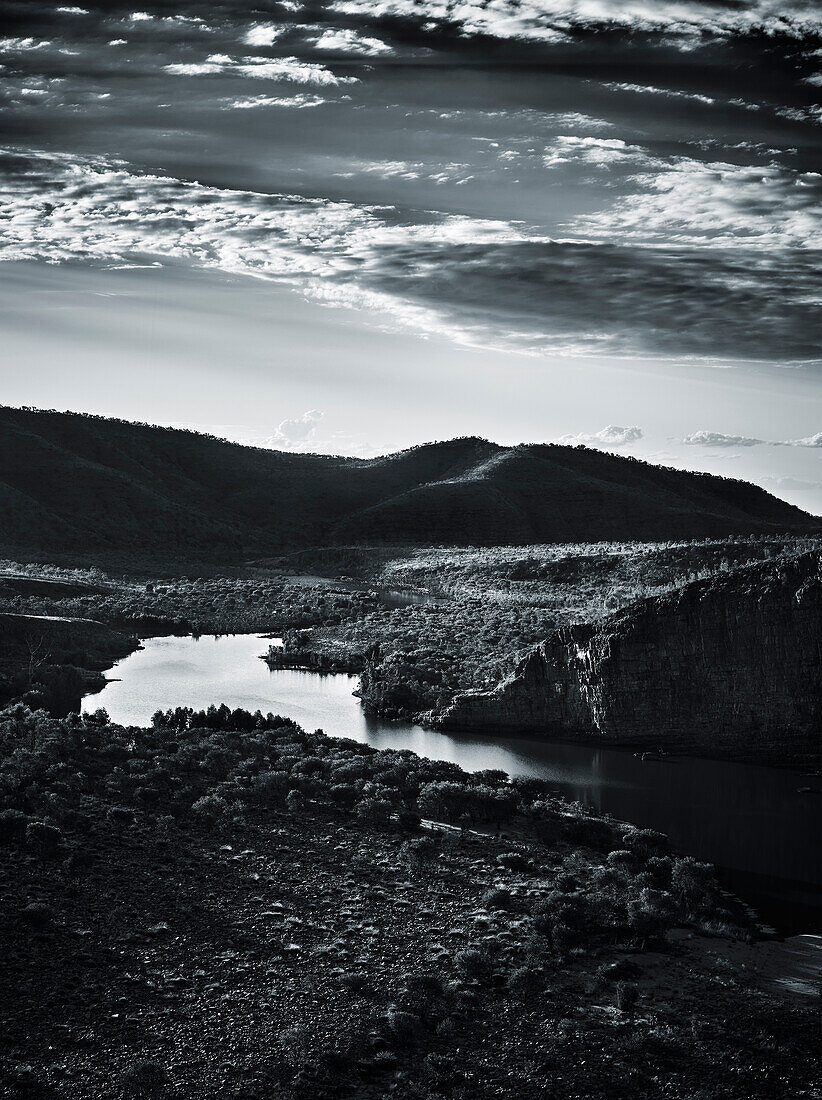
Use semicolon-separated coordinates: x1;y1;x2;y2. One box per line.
89;632;822;930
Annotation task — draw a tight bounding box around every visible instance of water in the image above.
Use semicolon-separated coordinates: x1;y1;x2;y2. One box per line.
88;633;822;931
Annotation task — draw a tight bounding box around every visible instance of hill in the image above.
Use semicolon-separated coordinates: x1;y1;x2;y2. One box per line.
0;407;815;565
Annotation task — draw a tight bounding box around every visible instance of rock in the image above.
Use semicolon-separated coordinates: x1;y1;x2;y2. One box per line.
436;552;822;764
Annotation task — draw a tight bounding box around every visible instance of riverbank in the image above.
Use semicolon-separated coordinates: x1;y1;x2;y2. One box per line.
1;705;819;1099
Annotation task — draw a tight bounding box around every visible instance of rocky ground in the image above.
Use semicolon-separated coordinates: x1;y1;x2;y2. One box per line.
0;709;820;1100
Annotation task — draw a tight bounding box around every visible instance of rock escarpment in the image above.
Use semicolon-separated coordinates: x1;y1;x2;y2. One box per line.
436;553;822;765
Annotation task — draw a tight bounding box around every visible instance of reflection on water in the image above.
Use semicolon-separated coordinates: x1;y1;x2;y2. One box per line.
88;633;822;929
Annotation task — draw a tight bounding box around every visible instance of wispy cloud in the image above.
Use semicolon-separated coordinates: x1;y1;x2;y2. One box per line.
684;430;822;448
164;54;356;85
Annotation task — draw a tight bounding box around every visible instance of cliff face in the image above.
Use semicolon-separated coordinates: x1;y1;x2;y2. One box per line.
436;553;822;764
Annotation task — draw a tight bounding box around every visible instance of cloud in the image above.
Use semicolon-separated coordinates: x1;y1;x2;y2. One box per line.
1;147;819;365
243;23;286;47
762;476;822;491
268;410;324;447
684;431;765;447
164;54;357;85
221;93;327;110
557;425;644;447
311;28;392;55
684;430;822;448
328;0;822;47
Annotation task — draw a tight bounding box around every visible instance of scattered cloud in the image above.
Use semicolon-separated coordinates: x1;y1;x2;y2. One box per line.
221;93;327;110
684;430;822;448
762;476;822;491
243;23;286;47
268;410;324;447
164;54;357;85
557;425;644;447
786;432;822;448
311;28;392;55
684;431;765;447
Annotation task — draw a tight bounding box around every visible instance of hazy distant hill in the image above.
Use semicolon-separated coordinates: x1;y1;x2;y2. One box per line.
0;407;814;565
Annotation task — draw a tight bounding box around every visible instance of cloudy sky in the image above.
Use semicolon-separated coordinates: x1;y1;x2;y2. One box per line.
0;1;820;508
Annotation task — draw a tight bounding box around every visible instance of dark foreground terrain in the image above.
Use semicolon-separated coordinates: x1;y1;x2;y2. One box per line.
1;706;820;1099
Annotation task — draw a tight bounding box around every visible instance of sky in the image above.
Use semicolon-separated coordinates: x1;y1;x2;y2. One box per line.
0;0;820;510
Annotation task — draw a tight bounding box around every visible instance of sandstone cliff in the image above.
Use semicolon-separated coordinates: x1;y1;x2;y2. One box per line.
435;553;822;766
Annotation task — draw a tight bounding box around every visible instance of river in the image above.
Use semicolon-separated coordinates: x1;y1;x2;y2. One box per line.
87;632;822;932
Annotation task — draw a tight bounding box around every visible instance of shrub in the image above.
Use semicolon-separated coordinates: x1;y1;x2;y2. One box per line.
20;901;55;930
385;1007;427;1045
671;858;717;916
0;808;29;844
606;849;635;868
616;981;639;1015
190;794;230;822
596;958;641;984
402;973;444;999
25;820;62;858
404;835;438;863
285;789;306;813
497;851;530;872
481;886;515;911
508;964;544;993
623;828;670;860
454;946;495;984
356;796;392;825
122;1061;169;1098
562;816;616;852
628;888;678;946
340;970;369;993
252;770;290;805
396;809;422;832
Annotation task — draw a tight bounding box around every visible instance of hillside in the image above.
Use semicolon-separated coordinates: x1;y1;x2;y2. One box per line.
435;552;822;767
0;407;815;565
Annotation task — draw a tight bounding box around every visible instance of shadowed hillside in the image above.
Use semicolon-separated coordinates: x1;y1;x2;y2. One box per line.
0;407;815;565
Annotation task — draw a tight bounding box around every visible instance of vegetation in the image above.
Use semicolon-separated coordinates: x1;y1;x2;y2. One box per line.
0;407;814;567
1;704;817;1098
1;536;818;723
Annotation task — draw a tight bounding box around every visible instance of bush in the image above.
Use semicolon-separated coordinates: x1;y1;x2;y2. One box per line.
25;820;62;858
454;946;495;984
191;794;230;822
508;964;544;993
340;970;369;993
616;981;639;1015
0;808;29;845
481;887;515;911
623;828;670;860
356;796;392;825
497;851;530;872
20;901;55;930
122;1061;169;1098
562;816;615;852
671;858;717;916
396;809;422;832
404;835;438;863
596;959;641;984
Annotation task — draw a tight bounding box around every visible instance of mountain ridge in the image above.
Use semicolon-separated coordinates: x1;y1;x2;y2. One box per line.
0;406;815;565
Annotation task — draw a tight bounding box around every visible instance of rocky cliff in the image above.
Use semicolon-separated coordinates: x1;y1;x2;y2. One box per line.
435;553;822;766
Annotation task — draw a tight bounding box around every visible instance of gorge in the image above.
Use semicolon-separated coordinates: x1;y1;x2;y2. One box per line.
436;552;822;768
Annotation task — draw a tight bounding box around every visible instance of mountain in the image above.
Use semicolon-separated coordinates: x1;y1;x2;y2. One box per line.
0;406;815;565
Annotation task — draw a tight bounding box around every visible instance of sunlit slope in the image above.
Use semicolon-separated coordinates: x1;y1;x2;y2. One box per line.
0;408;813;564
